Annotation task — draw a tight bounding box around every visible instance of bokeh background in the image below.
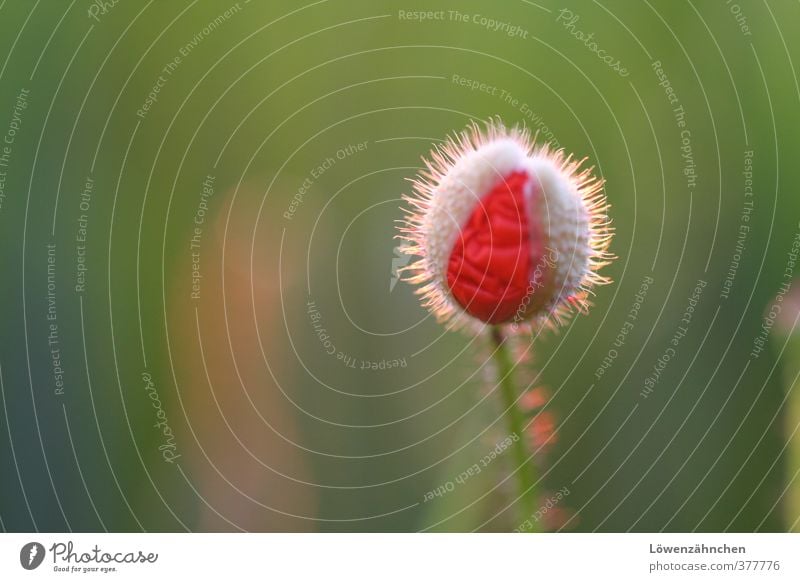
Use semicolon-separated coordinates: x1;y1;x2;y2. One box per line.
1;0;799;532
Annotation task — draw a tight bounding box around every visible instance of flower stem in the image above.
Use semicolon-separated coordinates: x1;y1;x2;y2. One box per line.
491;327;539;531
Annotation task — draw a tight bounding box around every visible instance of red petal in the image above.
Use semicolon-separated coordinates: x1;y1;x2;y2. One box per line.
446;171;534;324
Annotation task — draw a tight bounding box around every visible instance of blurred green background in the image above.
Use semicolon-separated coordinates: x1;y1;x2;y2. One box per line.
1;0;799;532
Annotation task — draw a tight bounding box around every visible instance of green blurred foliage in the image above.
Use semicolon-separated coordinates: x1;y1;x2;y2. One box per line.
0;0;799;532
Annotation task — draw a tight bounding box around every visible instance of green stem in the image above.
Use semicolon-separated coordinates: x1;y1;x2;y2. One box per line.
491;327;539;531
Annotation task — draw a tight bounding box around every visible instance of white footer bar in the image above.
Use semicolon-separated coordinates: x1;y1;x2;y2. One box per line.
1;533;798;581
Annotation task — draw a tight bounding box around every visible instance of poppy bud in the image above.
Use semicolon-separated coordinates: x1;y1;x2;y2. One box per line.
398;119;614;333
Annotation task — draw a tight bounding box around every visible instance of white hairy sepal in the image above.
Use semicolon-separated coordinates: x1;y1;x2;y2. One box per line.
398;120;612;333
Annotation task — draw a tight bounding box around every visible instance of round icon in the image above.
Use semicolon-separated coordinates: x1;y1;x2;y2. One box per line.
19;542;45;570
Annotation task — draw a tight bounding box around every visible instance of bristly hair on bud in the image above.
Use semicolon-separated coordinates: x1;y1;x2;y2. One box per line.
396;117;614;335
